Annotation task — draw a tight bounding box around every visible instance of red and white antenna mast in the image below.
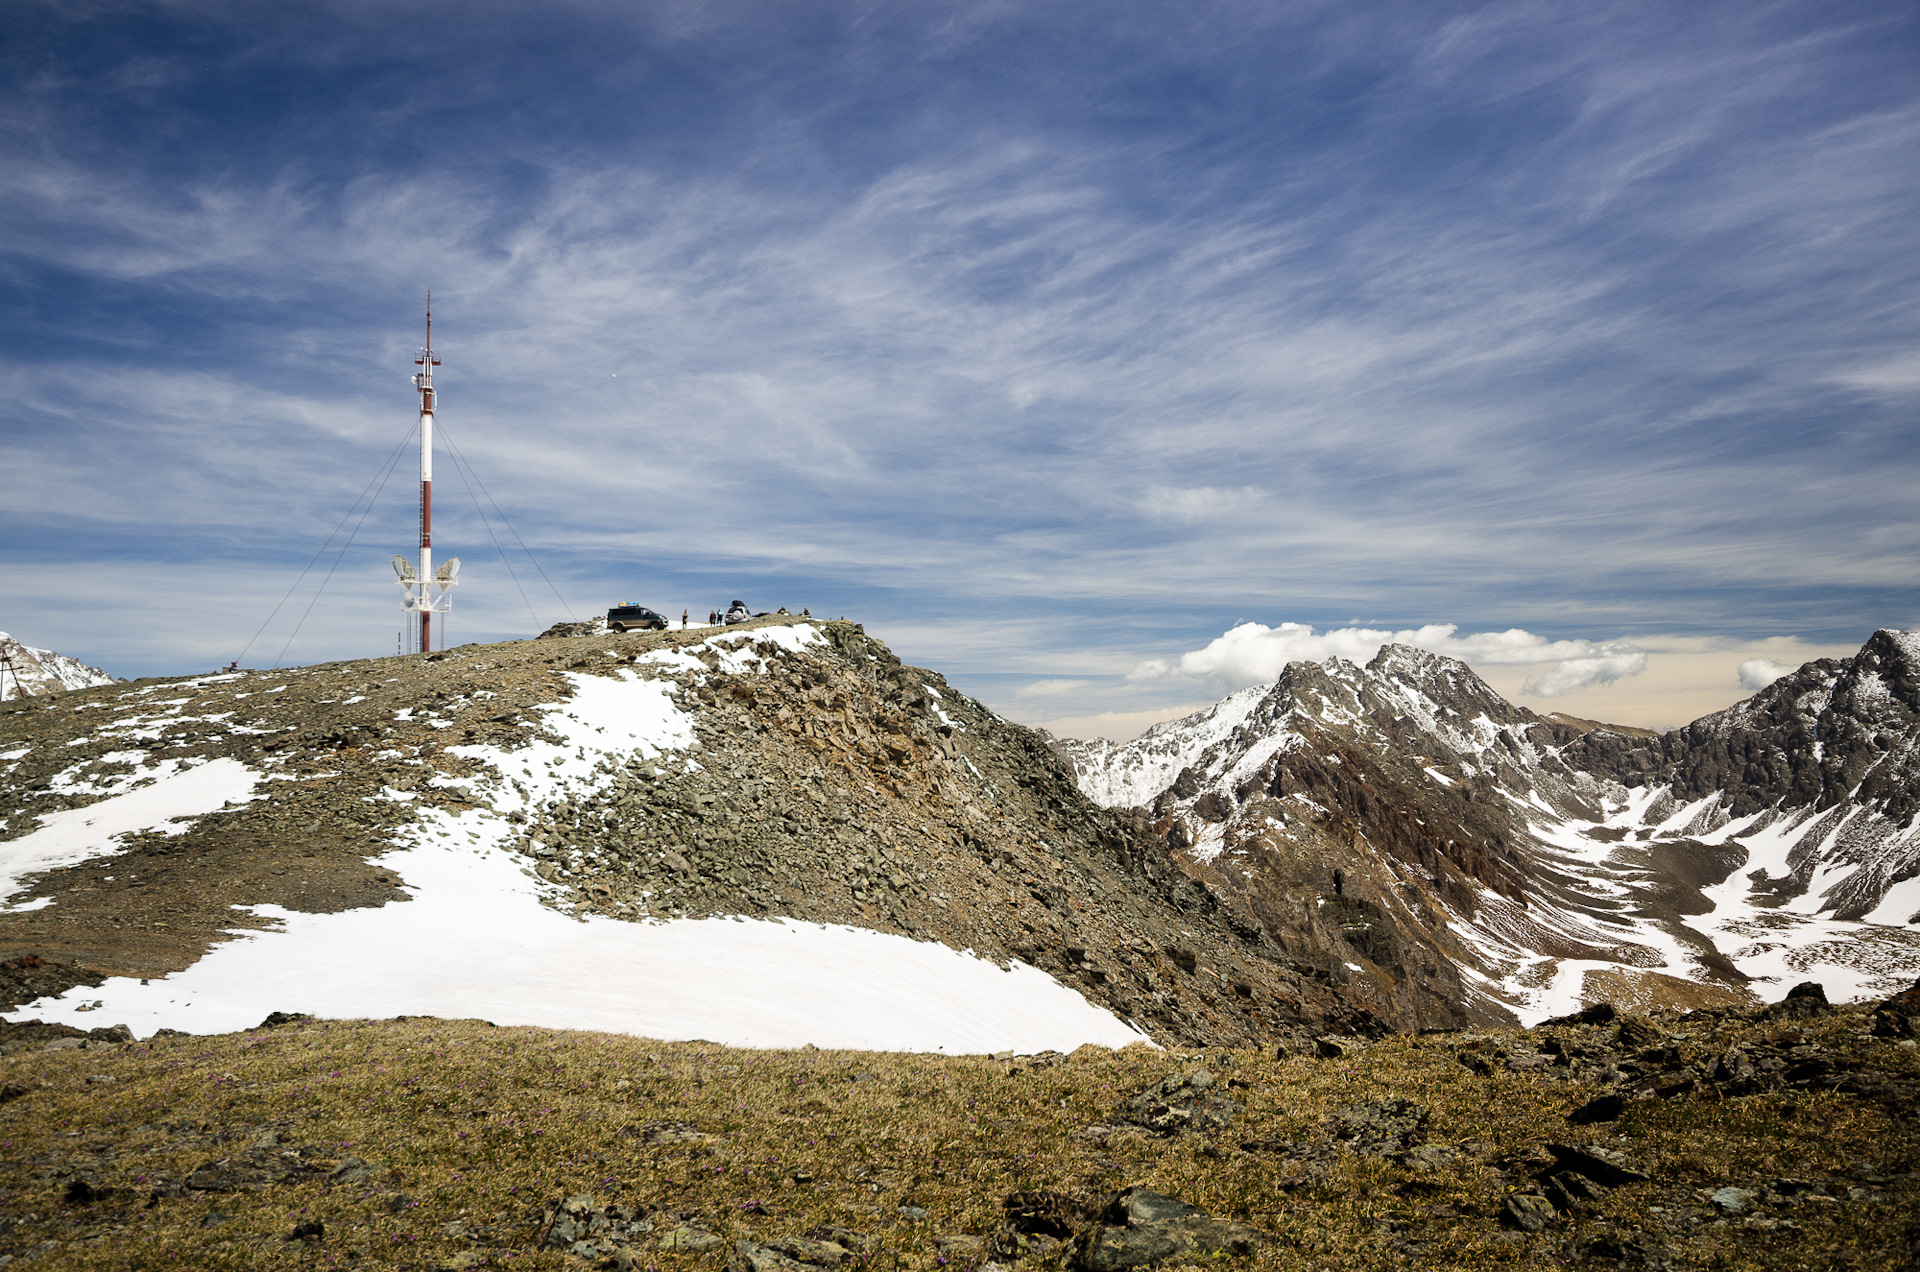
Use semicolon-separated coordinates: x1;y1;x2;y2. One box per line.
393;294;458;652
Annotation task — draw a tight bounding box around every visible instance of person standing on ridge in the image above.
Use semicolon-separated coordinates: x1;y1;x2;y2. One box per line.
681;608;689;629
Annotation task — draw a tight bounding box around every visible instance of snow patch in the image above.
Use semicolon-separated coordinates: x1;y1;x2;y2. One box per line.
0;758;260;901
7;799;1148;1051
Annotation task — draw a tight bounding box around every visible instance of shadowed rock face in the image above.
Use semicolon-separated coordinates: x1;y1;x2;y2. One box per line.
1054;632;1920;1023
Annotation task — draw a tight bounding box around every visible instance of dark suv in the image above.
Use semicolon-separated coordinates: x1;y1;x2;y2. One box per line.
606;604;669;632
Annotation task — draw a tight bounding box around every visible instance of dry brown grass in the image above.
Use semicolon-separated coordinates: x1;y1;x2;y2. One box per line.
0;1010;1913;1271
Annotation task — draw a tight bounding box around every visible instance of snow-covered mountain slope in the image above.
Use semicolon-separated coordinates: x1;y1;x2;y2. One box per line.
1053;635;1920;1027
1040;684;1273;809
0;633;114;701
0;619;1360;1049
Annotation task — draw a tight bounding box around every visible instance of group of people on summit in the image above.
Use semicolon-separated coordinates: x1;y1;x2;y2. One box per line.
684;601;810;627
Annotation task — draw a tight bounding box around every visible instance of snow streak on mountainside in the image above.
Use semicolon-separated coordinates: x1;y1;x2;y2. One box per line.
1053;633;1920;1027
0;633;113;701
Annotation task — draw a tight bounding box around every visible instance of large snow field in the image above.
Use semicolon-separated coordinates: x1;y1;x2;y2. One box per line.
12;825;1150;1052
4;627;1152;1053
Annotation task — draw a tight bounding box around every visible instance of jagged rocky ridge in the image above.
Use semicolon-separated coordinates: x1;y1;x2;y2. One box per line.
1566;629;1920;921
0;619;1380;1047
1049;632;1920;1029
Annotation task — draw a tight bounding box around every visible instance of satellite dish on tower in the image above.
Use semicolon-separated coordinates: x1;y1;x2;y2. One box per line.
436;556;461;583
392;556;417;583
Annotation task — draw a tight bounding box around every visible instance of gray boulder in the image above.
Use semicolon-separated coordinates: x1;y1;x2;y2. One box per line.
1119;1070;1241;1135
1501;1193;1556;1232
730;1237;854;1272
1071;1188;1265;1271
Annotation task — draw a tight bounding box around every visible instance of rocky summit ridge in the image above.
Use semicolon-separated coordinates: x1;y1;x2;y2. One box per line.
0;618;1380;1048
1050;631;1920;1031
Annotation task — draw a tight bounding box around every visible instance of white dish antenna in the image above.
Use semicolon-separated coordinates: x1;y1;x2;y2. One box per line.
392;555;417;583
435;556;461;583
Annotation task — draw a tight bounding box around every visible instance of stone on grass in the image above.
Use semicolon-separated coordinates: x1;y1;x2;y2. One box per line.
1071;1188;1265;1271
1325;1098;1427;1157
659;1225;726;1251
1710;1187;1757;1215
327;1157;378;1185
1119;1071;1240;1135
1501;1194;1557;1233
1544;1143;1650;1186
622;1119;714;1145
730;1236;854;1272
185;1146;322;1192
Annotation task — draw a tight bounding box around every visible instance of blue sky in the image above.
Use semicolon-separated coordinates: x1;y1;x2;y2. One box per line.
3;0;1917;735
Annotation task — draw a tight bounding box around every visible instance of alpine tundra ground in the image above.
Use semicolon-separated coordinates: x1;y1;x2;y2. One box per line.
1;996;1914;1271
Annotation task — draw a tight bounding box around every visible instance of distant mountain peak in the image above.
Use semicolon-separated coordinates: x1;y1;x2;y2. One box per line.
1058;627;1920;1027
0;633;114;702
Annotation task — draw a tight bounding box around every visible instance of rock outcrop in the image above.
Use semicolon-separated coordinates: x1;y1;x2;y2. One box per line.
1568;630;1920;826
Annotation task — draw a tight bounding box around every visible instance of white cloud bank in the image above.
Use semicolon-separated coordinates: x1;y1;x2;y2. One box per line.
1738;657;1796;691
1522;645;1649;698
1128;621;1647;699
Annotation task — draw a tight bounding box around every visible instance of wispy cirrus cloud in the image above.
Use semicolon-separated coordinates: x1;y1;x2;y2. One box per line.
0;0;1912;740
